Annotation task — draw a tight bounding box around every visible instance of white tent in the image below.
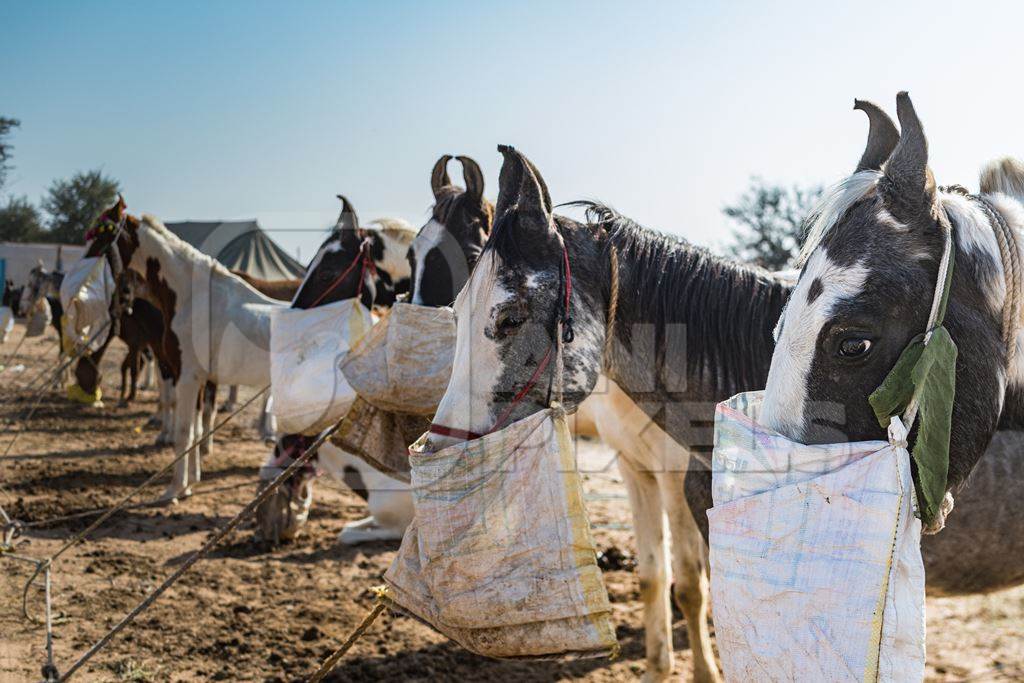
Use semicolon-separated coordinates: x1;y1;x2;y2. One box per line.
0;242;86;287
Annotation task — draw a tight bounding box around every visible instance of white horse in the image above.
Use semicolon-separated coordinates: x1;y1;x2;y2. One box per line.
85;206;285;502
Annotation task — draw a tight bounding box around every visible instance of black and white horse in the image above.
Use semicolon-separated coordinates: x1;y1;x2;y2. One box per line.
256;195;418;543
430;141;1024;680
762;92;1022;533
429;145;787;682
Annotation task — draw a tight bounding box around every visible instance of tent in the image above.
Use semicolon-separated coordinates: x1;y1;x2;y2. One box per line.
0;242;87;287
164;220;305;281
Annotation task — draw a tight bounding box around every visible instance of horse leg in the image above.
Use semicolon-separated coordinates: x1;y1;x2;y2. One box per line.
220;385;239;412
658;470;720;683
199;381;217;458
151;374;174;443
159;375;200;503
127;349;142;403
621;457;673;682
259;393;276;443
118;349;136;408
140;350;155;390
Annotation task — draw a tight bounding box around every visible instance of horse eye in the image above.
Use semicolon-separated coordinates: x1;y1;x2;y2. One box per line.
838;338;872;358
497;313;525;331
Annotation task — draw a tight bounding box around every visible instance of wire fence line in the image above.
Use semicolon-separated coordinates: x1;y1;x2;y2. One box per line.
56;414;341;681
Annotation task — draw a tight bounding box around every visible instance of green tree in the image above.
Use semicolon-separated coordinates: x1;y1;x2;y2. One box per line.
0;117;20;193
0;196;45;242
41;169;120;244
723;178;823;271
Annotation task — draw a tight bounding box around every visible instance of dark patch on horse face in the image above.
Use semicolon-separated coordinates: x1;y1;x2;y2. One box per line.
480;215;605;426
806;278;823;305
800;192;1004;493
409;187;492;307
293;230;397;310
144;257;182;382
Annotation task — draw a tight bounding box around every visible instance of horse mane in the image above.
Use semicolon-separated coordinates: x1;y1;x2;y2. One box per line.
365;218;417;245
577;202;791;396
797;170;883;265
139;214;236;279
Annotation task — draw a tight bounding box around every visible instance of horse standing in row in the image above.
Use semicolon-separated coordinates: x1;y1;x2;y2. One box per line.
431;139;1024;680
256;193;422;543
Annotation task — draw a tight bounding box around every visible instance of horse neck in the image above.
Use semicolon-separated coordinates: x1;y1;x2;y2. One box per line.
135;225;273;305
598;226;790;416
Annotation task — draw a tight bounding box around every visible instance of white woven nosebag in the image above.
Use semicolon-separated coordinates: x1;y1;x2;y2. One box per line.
385;405;618;659
25;295;52;338
59;256;115;353
709;391;925;682
269;298;373;435
341;302;456;415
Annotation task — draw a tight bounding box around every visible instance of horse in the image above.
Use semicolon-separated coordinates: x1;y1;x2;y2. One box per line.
87;195;417;503
70;271;175;420
762;92;1020;535
429;141;1024;681
20;263;70;384
256;194;418;543
2;279;23;316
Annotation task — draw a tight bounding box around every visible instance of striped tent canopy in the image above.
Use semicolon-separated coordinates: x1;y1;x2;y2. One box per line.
164;220;305;281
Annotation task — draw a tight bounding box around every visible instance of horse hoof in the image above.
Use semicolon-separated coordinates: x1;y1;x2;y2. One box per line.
116;400;129;409
156;485;192;505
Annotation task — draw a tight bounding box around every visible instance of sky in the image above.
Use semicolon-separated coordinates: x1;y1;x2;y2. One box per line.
4;1;1024;263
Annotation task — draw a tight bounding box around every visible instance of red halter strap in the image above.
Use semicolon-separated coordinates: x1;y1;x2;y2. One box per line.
308;237;374;308
428;238;573;442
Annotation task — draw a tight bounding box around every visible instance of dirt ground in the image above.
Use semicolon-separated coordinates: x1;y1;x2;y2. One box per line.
1;323;1022;682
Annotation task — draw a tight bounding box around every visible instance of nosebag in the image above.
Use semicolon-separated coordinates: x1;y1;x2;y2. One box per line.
709;391;924;682
269;297;373;435
383;406;618;659
25;296;52;338
59;256;115;353
341;302;455;415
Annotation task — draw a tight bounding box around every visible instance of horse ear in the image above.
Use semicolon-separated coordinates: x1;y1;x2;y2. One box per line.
431;155;453;201
853;99;899;172
495;145;553;226
335;195;361;244
457;156;484;200
884;92;936;217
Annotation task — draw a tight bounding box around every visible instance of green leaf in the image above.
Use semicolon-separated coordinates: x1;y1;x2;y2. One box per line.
868;328;957;526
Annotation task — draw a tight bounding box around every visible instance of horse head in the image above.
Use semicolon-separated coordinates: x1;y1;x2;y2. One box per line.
408;154;494;306
762;93;1020;529
291;195;414;310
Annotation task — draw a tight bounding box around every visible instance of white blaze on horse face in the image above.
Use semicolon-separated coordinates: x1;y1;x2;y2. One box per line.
761;249;870;440
432;251;510;447
371;225;414;283
410;219;445;306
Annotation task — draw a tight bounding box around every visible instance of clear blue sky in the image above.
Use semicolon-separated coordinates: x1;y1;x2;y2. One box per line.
4;1;1024;262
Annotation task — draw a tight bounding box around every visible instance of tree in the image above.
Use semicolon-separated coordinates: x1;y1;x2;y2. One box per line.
41;169;120;244
0;196;45;242
723;178;823;271
0;117;20;193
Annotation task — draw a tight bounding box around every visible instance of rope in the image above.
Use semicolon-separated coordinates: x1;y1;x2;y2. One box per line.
1;319;113;459
0;332;28;374
604;246;620;363
20;386;270;621
56;413;345;681
976;196;1023;370
306;586;391;682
